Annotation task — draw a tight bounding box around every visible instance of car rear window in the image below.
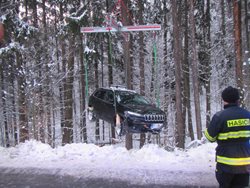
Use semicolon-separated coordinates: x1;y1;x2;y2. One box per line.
94;90;106;100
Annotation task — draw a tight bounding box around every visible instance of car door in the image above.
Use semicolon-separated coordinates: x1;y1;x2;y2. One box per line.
92;89;106;119
101;90;115;123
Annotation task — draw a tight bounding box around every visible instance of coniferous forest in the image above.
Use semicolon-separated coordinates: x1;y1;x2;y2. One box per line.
0;0;249;149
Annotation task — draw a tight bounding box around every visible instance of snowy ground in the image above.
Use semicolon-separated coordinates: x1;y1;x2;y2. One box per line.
0;140;218;187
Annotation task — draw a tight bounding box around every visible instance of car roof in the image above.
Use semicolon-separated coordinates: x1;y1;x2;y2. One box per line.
98;86;136;93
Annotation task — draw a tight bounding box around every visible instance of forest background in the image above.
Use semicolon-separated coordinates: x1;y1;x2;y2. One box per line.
0;0;249;150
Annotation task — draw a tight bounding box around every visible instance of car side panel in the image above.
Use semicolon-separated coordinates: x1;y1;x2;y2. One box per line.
101;90;115;123
100;100;115;124
89;90;115;124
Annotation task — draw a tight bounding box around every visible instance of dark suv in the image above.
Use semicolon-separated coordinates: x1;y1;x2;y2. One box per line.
88;86;166;135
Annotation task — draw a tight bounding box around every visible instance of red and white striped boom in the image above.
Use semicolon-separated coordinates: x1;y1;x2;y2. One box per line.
81;24;161;33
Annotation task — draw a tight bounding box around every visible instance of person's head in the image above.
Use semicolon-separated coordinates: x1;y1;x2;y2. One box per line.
221;86;239;104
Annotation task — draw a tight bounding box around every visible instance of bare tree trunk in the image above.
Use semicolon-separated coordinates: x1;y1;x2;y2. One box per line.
79;34;87;143
107;33;113;88
244;0;250;51
105;0;115;140
172;0;185;148
42;0;52;145
138;0;146;148
150;50;155;99
121;0;133;150
62;34;75;145
0;62;9;147
0;62;5;146
162;0;170;147
32;0;38;27
108;32;116;140
31;0;41;141
78;3;88;143
183;0;194;141
106;0;113;88
17;52;29;143
189;0;202;140
59;2;67;144
205;0;211;128
221;0;226;37
94;44;100;141
163;0;168;112
51;2;61;147
233;0;243;105
138;4;145;96
244;0;250;108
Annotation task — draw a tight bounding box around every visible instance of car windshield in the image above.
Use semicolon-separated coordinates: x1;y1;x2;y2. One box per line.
116;91;150;105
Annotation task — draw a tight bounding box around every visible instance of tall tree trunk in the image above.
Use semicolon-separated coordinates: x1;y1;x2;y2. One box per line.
107;33;113;87
172;0;185;148
0;61;9;147
62;34;75;145
106;0;113;87
80;34;87;143
162;0;170;147
31;0;41;141
0;61;5;146
183;0;194;141
245;0;250;51
105;0;115;140
233;0;243;105
205;0;211;128
32;0;38;28
78;2;88;143
150;51;155;99
17;52;29;143
94;45;100;141
59;2;66;144
221;0;226;38
244;0;250;107
42;0;52;145
138;0;146;149
189;0;202;140
163;0;168;112
122;0;133;150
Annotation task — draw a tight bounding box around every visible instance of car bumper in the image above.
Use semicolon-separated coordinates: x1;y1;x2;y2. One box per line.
126;119;165;134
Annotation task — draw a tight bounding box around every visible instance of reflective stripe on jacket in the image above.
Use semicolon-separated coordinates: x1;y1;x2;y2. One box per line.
205;103;250;173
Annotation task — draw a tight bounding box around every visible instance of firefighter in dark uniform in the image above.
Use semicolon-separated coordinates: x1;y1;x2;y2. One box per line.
205;86;250;188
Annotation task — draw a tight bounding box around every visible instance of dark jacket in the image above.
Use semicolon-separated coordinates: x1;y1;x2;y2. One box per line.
205;103;250;173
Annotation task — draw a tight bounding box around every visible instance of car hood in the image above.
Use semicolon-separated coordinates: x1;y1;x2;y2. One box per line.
120;103;164;115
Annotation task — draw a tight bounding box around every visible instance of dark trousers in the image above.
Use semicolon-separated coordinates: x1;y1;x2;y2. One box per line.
216;170;249;188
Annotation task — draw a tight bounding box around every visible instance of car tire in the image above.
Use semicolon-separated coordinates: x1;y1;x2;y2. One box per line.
88;107;96;121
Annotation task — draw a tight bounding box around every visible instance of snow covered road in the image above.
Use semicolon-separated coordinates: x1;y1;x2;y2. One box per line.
0;140;218;187
0;167;217;188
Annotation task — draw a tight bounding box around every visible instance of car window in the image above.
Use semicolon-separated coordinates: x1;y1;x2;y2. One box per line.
117;91;150;105
94;90;106;100
133;94;150;105
104;90;114;103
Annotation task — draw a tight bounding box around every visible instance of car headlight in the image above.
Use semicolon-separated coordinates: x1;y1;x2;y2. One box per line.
125;111;143;117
